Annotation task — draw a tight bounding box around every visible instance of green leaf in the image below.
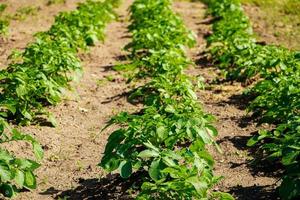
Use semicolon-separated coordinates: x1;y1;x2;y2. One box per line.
162;157;176;167
197;150;214;166
100;155;120;172
206;125;218;137
11;128;23;140
149;158;164;181
85;34;98;46
282;151;299;165
138;150;159;159
1;103;17;114
33;142;44;161
247;135;260;146
213;192;235;200
14;170;25;188
0;150;13;162
187;88;197;100
119;161;132;179
140;182;156;191
163;150;182;160
0;164;12;182
48;113;57;127
143;141;160;152
165;105;175;113
21;110;32;121
156;126;167;140
161;167;180;179
24;171;37;189
279;176;300;200
0;184;15;198
104;129;125;154
194;127;212;144
14;159;40;171
186;176;208;196
16;84;27;97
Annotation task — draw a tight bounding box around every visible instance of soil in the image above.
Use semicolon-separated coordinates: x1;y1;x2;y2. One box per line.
0;0;280;200
242;4;300;51
173;2;279;199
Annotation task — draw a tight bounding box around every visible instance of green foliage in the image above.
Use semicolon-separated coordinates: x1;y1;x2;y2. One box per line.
0;0;119;126
47;0;66;5
125;0;196;55
0;0;120;198
0;118;43;198
0;3;8;35
203;0;300;199
0;19;8;35
12;6;39;21
100;0;234;199
0;4;7;13
283;0;300;15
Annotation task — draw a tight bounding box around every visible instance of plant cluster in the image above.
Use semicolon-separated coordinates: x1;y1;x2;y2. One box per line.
100;0;234;199
47;0;67;6
0;0;120;126
12;6;39;21
0;3;9;35
203;0;300;199
0;0;120;198
0;118;43;198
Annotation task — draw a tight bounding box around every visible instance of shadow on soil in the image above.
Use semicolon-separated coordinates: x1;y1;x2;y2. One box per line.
41;170;280;200
195;54;214;68
101;64;116;72
101;91;129;104
229;185;280;200
217;134;283;179
222;93;253;110
217;135;251;151
214;92;258;128
41;173;144;200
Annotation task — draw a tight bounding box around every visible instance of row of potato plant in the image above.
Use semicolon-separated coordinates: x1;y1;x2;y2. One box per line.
202;0;299;199
0;0;120;126
100;0;234;199
0;0;120;198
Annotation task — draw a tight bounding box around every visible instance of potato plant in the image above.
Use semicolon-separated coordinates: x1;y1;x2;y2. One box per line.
0;118;43;198
0;0;120;126
202;0;300;199
0;0;120;198
100;0;234;199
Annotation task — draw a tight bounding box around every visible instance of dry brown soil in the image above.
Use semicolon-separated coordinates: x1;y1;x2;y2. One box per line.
0;0;280;199
242;4;300;51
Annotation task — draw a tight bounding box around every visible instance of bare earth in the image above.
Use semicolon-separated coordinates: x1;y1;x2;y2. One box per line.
1;0;280;199
242;4;300;51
